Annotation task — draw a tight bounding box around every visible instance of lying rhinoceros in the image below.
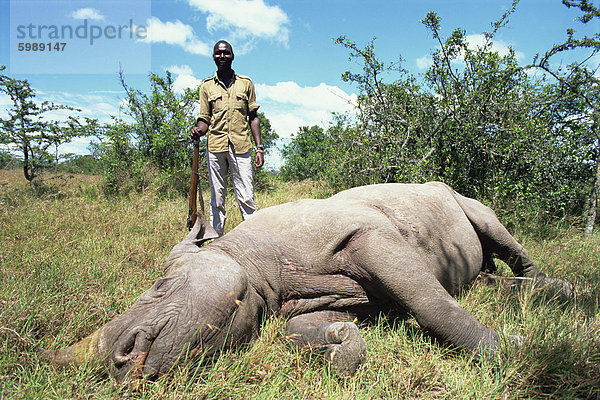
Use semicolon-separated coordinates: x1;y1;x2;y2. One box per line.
43;182;571;380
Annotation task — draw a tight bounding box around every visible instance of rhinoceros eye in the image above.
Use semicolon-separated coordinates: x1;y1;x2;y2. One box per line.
148;274;186;299
154;278;169;292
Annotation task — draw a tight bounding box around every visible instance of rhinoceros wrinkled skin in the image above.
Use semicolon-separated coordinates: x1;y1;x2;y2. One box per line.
44;182;572;380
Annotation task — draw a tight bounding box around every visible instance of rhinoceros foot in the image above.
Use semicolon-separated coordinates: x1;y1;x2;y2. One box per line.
536;275;574;299
323;322;366;376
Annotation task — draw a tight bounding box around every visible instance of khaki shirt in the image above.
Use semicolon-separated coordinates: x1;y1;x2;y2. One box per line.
197;72;260;154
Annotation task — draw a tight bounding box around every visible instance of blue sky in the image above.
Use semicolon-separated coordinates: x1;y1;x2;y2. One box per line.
1;0;599;168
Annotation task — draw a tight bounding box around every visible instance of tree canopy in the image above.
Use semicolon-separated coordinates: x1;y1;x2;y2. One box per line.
282;0;599;232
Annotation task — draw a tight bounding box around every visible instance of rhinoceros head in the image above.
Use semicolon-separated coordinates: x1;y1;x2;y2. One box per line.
44;250;261;382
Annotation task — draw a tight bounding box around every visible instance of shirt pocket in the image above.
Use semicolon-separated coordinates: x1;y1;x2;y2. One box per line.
235;93;248;115
209;93;225;114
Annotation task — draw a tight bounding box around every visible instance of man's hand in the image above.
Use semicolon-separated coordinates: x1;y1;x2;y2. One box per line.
254;150;264;168
191;120;209;140
248;112;263;168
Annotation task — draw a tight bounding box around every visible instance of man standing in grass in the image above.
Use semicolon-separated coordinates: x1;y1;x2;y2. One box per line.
190;40;264;236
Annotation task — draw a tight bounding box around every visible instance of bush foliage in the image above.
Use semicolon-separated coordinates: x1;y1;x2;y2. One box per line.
282;2;599;230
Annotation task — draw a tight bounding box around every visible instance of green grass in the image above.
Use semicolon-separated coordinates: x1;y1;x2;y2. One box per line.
1;170;599;399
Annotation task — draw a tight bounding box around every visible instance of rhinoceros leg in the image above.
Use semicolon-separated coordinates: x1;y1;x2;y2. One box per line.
447;186;573;297
286;311;366;376
351;230;503;358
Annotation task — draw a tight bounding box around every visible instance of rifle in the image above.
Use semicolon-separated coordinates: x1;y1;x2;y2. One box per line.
187;140;218;241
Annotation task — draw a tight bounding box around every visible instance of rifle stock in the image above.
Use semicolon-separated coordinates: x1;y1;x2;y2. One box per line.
187;140;200;230
187;139;218;240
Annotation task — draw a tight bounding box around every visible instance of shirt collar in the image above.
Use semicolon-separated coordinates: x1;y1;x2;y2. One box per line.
214;70;236;87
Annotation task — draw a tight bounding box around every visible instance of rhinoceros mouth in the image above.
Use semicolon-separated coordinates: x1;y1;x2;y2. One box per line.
110;327;157;381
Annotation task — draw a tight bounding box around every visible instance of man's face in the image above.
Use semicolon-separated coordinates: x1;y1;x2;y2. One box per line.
213;42;234;71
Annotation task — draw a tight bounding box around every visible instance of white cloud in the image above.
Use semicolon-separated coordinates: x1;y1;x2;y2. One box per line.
90;90;125;94
416;55;432;70
0;93;12;106
464;34;525;61
256;82;357;114
139;17;210;55
43;107;80;122
71;8;105;21
0;94;11;119
269;113;314;139
36;92;122;125
189;0;290;45
143;18;195;45
166;64;194;76
416;34;525;70
174;74;204;94
133;1;289;56
164;64;204;94
59;136;96;156
183;38;212;55
255;82;357;139
94;102;121;116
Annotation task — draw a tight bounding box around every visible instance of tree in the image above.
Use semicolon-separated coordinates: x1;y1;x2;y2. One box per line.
252;111;279;190
334;28;549;202
0;149;19;169
117;70;197;195
420;9;562;206
256;111;279;152
91;118;142;196
521;0;600;234
0;67;94;187
334;37;441;185
281;125;334;181
57;154;102;174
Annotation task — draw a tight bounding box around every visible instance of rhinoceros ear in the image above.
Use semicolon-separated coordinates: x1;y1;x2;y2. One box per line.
188;211;219;245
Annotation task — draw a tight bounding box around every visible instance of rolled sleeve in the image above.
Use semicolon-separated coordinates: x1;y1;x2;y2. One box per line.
197;83;211;124
247;81;260;114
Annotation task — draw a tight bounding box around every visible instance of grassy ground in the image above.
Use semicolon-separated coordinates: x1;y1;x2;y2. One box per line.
1;169;599;399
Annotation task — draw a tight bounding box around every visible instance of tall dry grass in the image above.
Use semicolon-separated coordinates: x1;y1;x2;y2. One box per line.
0;170;598;399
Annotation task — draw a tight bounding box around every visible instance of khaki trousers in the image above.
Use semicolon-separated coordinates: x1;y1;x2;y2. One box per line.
207;143;257;235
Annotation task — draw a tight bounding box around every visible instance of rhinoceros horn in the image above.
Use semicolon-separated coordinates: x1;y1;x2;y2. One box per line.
38;328;104;367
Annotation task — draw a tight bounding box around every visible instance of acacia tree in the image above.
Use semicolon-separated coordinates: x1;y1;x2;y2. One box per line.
521;0;600;234
118;70;197;194
323;2;599;229
0;67;92;187
334;19;550;203
47;117;101;173
419;8;581;214
333;36;441;185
